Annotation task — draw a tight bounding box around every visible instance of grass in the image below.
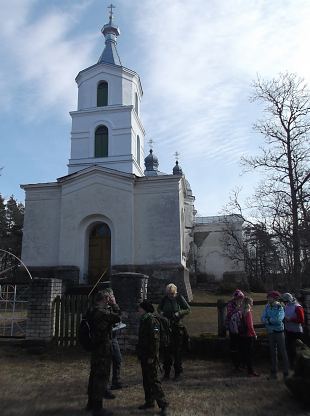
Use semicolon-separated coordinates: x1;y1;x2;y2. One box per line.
0;343;308;416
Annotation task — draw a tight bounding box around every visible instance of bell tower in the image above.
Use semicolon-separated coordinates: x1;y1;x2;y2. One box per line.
68;5;145;176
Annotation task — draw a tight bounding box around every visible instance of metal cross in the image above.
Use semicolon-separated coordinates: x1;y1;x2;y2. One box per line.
174;151;180;161
108;4;115;21
148;139;155;149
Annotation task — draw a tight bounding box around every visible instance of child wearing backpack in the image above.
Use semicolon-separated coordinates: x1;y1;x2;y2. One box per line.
225;289;244;371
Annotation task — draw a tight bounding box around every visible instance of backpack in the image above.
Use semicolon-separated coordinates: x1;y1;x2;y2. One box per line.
78;315;93;352
153;314;171;353
229;311;242;335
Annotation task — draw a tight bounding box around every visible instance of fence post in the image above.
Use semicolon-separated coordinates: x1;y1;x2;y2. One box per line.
217;299;227;337
26;278;62;342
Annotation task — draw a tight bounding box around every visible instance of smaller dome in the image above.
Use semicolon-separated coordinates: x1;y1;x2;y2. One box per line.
144;149;159;176
173;161;183;175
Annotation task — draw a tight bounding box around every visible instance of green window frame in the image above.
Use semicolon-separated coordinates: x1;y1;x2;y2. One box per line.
95;125;108;157
97;81;108;107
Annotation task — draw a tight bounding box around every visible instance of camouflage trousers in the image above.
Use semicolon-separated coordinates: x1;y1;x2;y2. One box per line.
140;358;168;407
88;348;112;401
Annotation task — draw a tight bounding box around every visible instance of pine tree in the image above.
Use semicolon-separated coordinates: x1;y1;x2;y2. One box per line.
6;195;24;257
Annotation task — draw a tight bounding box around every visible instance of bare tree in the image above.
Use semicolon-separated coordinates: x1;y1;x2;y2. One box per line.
243;73;310;288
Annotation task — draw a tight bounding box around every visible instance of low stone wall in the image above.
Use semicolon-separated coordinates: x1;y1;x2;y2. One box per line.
26;278;63;341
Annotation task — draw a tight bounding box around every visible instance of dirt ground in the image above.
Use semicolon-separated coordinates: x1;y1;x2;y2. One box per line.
0;342;309;416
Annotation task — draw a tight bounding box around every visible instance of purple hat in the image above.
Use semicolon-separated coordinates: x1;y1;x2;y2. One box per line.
233;289;245;299
267;290;281;300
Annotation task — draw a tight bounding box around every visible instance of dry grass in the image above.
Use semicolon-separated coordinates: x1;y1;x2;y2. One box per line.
0;343;308;416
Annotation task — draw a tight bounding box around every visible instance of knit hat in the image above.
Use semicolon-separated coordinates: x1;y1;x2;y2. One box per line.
233;289;245;299
281;293;294;303
267;290;281;300
139;300;154;313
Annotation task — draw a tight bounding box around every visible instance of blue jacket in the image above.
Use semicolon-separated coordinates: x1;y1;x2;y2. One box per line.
261;302;285;333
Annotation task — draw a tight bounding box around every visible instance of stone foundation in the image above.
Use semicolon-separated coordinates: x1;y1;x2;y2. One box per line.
19;266;79;288
111;264;193;302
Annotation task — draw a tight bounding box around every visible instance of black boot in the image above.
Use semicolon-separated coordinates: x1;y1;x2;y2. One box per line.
92;400;113;416
160;404;169;416
103;390;116;399
85;397;92;411
138;402;155;410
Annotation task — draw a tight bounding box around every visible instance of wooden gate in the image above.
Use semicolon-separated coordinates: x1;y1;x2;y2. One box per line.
53;294;90;347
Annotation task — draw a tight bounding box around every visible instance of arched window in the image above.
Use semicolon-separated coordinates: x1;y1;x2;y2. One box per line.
95;125;108;157
97;81;108;107
135;92;139;114
137;135;140;166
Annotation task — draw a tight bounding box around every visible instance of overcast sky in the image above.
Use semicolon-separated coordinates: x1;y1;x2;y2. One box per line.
1;0;310;215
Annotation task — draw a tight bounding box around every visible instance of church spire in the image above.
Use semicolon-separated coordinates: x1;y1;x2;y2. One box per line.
98;4;122;66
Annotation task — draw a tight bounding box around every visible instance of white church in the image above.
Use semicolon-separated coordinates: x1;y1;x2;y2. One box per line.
20;7;244;300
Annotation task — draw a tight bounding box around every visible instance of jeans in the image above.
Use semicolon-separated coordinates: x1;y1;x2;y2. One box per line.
268;331;289;375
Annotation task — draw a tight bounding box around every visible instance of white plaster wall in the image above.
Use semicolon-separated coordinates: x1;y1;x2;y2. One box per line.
21;185;61;266
194;221;244;281
134;176;182;264
57;170;135;278
76;64;142;110
68;106;144;176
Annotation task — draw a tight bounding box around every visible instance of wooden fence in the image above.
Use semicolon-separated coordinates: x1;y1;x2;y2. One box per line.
52;295;267;347
188;299;266;337
52;294;90;347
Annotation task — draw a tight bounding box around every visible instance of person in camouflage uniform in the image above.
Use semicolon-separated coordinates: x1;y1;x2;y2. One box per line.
137;300;169;416
86;290;121;416
158;283;190;380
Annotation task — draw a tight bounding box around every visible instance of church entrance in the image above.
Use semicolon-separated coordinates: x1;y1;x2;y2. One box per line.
88;223;111;285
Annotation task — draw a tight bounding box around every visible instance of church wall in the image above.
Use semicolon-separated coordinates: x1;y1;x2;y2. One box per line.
193;220;244;281
21;185;61;266
133;177;182;264
57;172;135;280
77;65;141;110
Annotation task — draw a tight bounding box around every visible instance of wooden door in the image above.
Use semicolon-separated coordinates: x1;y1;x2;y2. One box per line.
88;223;111;285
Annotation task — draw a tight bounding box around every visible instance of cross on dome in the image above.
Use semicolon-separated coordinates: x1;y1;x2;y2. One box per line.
108;4;115;23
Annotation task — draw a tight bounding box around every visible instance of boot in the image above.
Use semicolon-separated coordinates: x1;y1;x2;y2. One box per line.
138;402;155;410
85;398;92;411
103;390;116;399
160;405;169;416
92;400;113;416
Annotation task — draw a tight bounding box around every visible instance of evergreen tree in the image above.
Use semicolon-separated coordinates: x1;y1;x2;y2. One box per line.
6;195;24;257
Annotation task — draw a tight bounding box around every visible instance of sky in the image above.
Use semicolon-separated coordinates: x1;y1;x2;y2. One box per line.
1;0;310;216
